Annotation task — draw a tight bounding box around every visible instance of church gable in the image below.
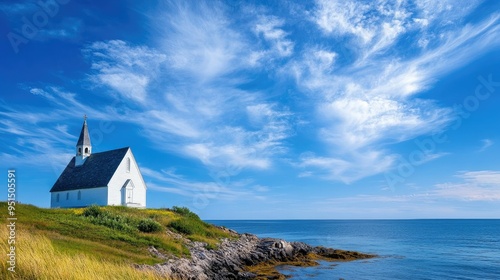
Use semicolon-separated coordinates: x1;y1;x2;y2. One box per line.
107;148;147;207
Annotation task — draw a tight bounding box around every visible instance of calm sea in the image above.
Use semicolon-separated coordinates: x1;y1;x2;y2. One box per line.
208;220;500;280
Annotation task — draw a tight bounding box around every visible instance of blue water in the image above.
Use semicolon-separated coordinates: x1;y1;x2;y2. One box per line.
208;220;500;280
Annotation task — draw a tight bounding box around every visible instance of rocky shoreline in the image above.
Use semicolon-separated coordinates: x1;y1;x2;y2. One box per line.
140;227;375;279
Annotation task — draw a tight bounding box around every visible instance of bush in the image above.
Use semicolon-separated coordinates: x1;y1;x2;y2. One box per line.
169;218;213;236
169;219;196;235
171;206;200;220
81;205;135;233
82;205;104;218
138;219;162;233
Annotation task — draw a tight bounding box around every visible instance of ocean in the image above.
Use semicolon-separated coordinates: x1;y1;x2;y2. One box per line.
208;220;500;280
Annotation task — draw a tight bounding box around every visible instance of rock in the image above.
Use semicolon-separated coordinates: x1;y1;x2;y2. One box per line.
313;246;375;261
144;230;375;279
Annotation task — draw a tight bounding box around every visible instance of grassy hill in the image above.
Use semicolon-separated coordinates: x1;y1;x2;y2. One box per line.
0;202;234;279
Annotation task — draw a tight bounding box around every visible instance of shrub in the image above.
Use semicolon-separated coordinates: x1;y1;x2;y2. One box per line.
82;205;104;218
171;206;200;220
138;219;162;233
169;219;195;235
169;218;211;236
81;205;135;233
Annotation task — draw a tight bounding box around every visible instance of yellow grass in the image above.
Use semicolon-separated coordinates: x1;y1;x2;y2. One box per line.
0;226;167;280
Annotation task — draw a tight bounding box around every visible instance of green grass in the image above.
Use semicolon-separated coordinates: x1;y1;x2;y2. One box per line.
168;206;227;249
0;202;234;266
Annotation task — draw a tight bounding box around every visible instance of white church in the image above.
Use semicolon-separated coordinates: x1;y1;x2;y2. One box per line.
50;117;147;208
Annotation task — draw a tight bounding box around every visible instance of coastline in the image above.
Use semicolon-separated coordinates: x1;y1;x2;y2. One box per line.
0;203;376;279
141;226;375;279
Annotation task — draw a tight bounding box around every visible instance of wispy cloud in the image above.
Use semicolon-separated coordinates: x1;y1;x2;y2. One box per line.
322;170;500;205
4;10;295;176
154;1;254;82
80;2;295;170
434;171;500;201
36;18;83;41
2;1;498;194
254;16;294;58
0;2;38;16
479;139;493;152
84;40;167;104
0;86;124;173
299;151;394;183
292;1;500;182
0;106;75;172
141;167;266;201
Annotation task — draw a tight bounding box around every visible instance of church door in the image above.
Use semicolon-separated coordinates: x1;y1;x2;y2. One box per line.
121;179;135;206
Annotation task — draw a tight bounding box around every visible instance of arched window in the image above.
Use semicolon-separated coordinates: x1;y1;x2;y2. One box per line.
78;191;81;200
84;147;89;154
78;147;82;155
66;192;69;200
126;157;131;173
56;193;60;202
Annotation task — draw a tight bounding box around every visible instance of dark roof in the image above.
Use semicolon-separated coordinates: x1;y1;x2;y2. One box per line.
76;120;91;146
50;147;129;192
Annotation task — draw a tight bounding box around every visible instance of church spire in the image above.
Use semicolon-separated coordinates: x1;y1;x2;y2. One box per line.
77;115;91;147
75;115;92;166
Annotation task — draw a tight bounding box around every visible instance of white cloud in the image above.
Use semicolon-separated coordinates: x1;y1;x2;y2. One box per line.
414;0;481;27
479;139;493;152
299;151;394;183
3;80;290;178
4;1;498;192
308;170;500;217
292;2;500;182
30;88;53;99
0;85;131;174
141;167;261;201
84;40;167;103
36;18;83;41
314;0;374;42
79;6;294;171
344;170;500;202
155;1;252;81
0;107;78;172
433;171;500;201
254;16;294;57
458;171;500;185
313;0;411;59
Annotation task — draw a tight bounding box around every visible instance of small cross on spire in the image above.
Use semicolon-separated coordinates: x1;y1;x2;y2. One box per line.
84;114;87;122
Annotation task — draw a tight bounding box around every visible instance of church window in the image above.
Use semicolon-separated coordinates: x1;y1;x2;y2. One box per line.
126;157;131;173
66;192;69;200
85;147;89;154
78;147;81;155
78;191;81;200
56;193;59;202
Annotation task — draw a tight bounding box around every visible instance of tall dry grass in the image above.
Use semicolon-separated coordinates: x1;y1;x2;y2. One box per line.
0;226;167;280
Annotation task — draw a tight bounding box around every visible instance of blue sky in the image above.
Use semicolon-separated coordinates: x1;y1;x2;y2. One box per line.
1;0;499;219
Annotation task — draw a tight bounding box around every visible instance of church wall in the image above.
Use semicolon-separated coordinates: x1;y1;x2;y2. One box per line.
107;149;147;208
50;187;108;208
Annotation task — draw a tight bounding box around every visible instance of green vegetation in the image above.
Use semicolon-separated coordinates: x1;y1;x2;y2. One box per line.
169;206;225;249
138;219;163;233
0;202;234;279
82;205;163;233
0;224;164;280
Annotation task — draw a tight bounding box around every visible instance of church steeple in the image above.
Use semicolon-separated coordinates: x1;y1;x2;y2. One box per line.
75;115;92;166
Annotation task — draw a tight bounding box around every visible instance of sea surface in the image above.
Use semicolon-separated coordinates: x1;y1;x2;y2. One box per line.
208;220;500;280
